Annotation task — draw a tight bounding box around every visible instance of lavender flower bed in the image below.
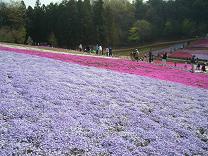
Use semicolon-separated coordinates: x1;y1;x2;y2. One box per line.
0;51;208;156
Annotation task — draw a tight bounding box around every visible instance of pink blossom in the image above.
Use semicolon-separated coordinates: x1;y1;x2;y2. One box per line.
0;45;208;89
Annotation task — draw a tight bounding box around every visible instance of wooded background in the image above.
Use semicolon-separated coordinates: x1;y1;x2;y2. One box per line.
0;0;207;48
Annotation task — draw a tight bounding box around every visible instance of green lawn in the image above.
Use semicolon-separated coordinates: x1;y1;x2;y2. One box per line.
0;38;197;59
113;38;197;57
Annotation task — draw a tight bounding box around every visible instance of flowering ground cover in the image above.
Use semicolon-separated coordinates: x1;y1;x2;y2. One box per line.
169;49;208;60
190;39;208;48
153;60;192;70
169;51;193;59
0;50;208;156
0;45;208;89
182;49;208;60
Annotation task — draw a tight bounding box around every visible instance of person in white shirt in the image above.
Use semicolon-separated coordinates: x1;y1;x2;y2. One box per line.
79;44;83;51
106;47;109;56
99;45;102;55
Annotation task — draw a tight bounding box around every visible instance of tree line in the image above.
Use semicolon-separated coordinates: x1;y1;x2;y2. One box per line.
0;0;208;49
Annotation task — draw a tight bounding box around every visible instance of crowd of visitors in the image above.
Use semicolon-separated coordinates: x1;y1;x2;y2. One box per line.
78;42;207;74
78;44;113;57
129;47;207;73
191;55;207;73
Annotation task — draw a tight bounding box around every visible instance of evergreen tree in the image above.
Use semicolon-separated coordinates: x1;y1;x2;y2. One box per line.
82;0;94;45
0;1;26;43
93;0;106;44
48;32;57;47
104;5;119;46
1;0;208;47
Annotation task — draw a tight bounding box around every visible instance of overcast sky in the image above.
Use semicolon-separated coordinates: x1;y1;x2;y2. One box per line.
1;0;60;7
1;0;137;7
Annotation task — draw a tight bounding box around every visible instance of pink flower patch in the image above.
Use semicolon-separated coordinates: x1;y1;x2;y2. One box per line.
0;45;208;89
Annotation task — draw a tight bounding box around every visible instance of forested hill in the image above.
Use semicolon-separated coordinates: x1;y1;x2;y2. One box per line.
0;0;208;48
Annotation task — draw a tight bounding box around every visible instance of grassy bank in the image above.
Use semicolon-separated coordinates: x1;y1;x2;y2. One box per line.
114;38;197;57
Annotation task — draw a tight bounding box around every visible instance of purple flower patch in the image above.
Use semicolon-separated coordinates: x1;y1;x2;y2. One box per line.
0;51;208;155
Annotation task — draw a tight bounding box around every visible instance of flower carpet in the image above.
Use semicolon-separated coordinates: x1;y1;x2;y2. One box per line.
169;51;193;59
169;49;208;60
0;45;208;89
0;45;208;155
190;39;208;48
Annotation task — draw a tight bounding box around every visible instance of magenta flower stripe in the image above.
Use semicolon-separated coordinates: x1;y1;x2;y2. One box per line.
0;45;208;89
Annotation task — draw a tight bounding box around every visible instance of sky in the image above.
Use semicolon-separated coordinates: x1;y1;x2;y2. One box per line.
1;0;61;7
1;0;140;7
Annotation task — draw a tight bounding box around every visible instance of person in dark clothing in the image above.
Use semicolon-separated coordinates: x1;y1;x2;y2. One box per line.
96;44;99;55
191;55;196;64
86;45;90;52
162;52;168;65
195;58;200;70
133;49;139;62
201;64;206;72
109;47;112;57
196;63;200;70
191;55;196;73
149;51;153;63
162;52;167;59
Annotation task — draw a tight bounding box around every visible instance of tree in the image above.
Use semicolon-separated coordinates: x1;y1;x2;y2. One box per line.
145;0;165;39
93;0;106;44
48;32;58;47
128;20;152;43
83;0;94;45
0;2;8;27
76;0;94;45
134;0;146;20
181;19;194;37
104;0;135;45
2;0;208;47
104;5;119;46
163;21;174;37
26;36;33;45
128;26;140;43
0;1;26;43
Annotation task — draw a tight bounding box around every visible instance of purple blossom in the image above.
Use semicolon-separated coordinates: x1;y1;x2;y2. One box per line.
0;51;208;155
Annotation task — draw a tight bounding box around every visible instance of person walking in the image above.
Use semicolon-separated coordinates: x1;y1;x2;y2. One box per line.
99;45;102;55
106;47;109;56
195;58;200;70
96;44;99;55
79;44;83;52
149;51;153;63
109;47;112;57
134;49;139;62
162;52;168;66
201;64;206;72
191;55;196;73
196;63;200;70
